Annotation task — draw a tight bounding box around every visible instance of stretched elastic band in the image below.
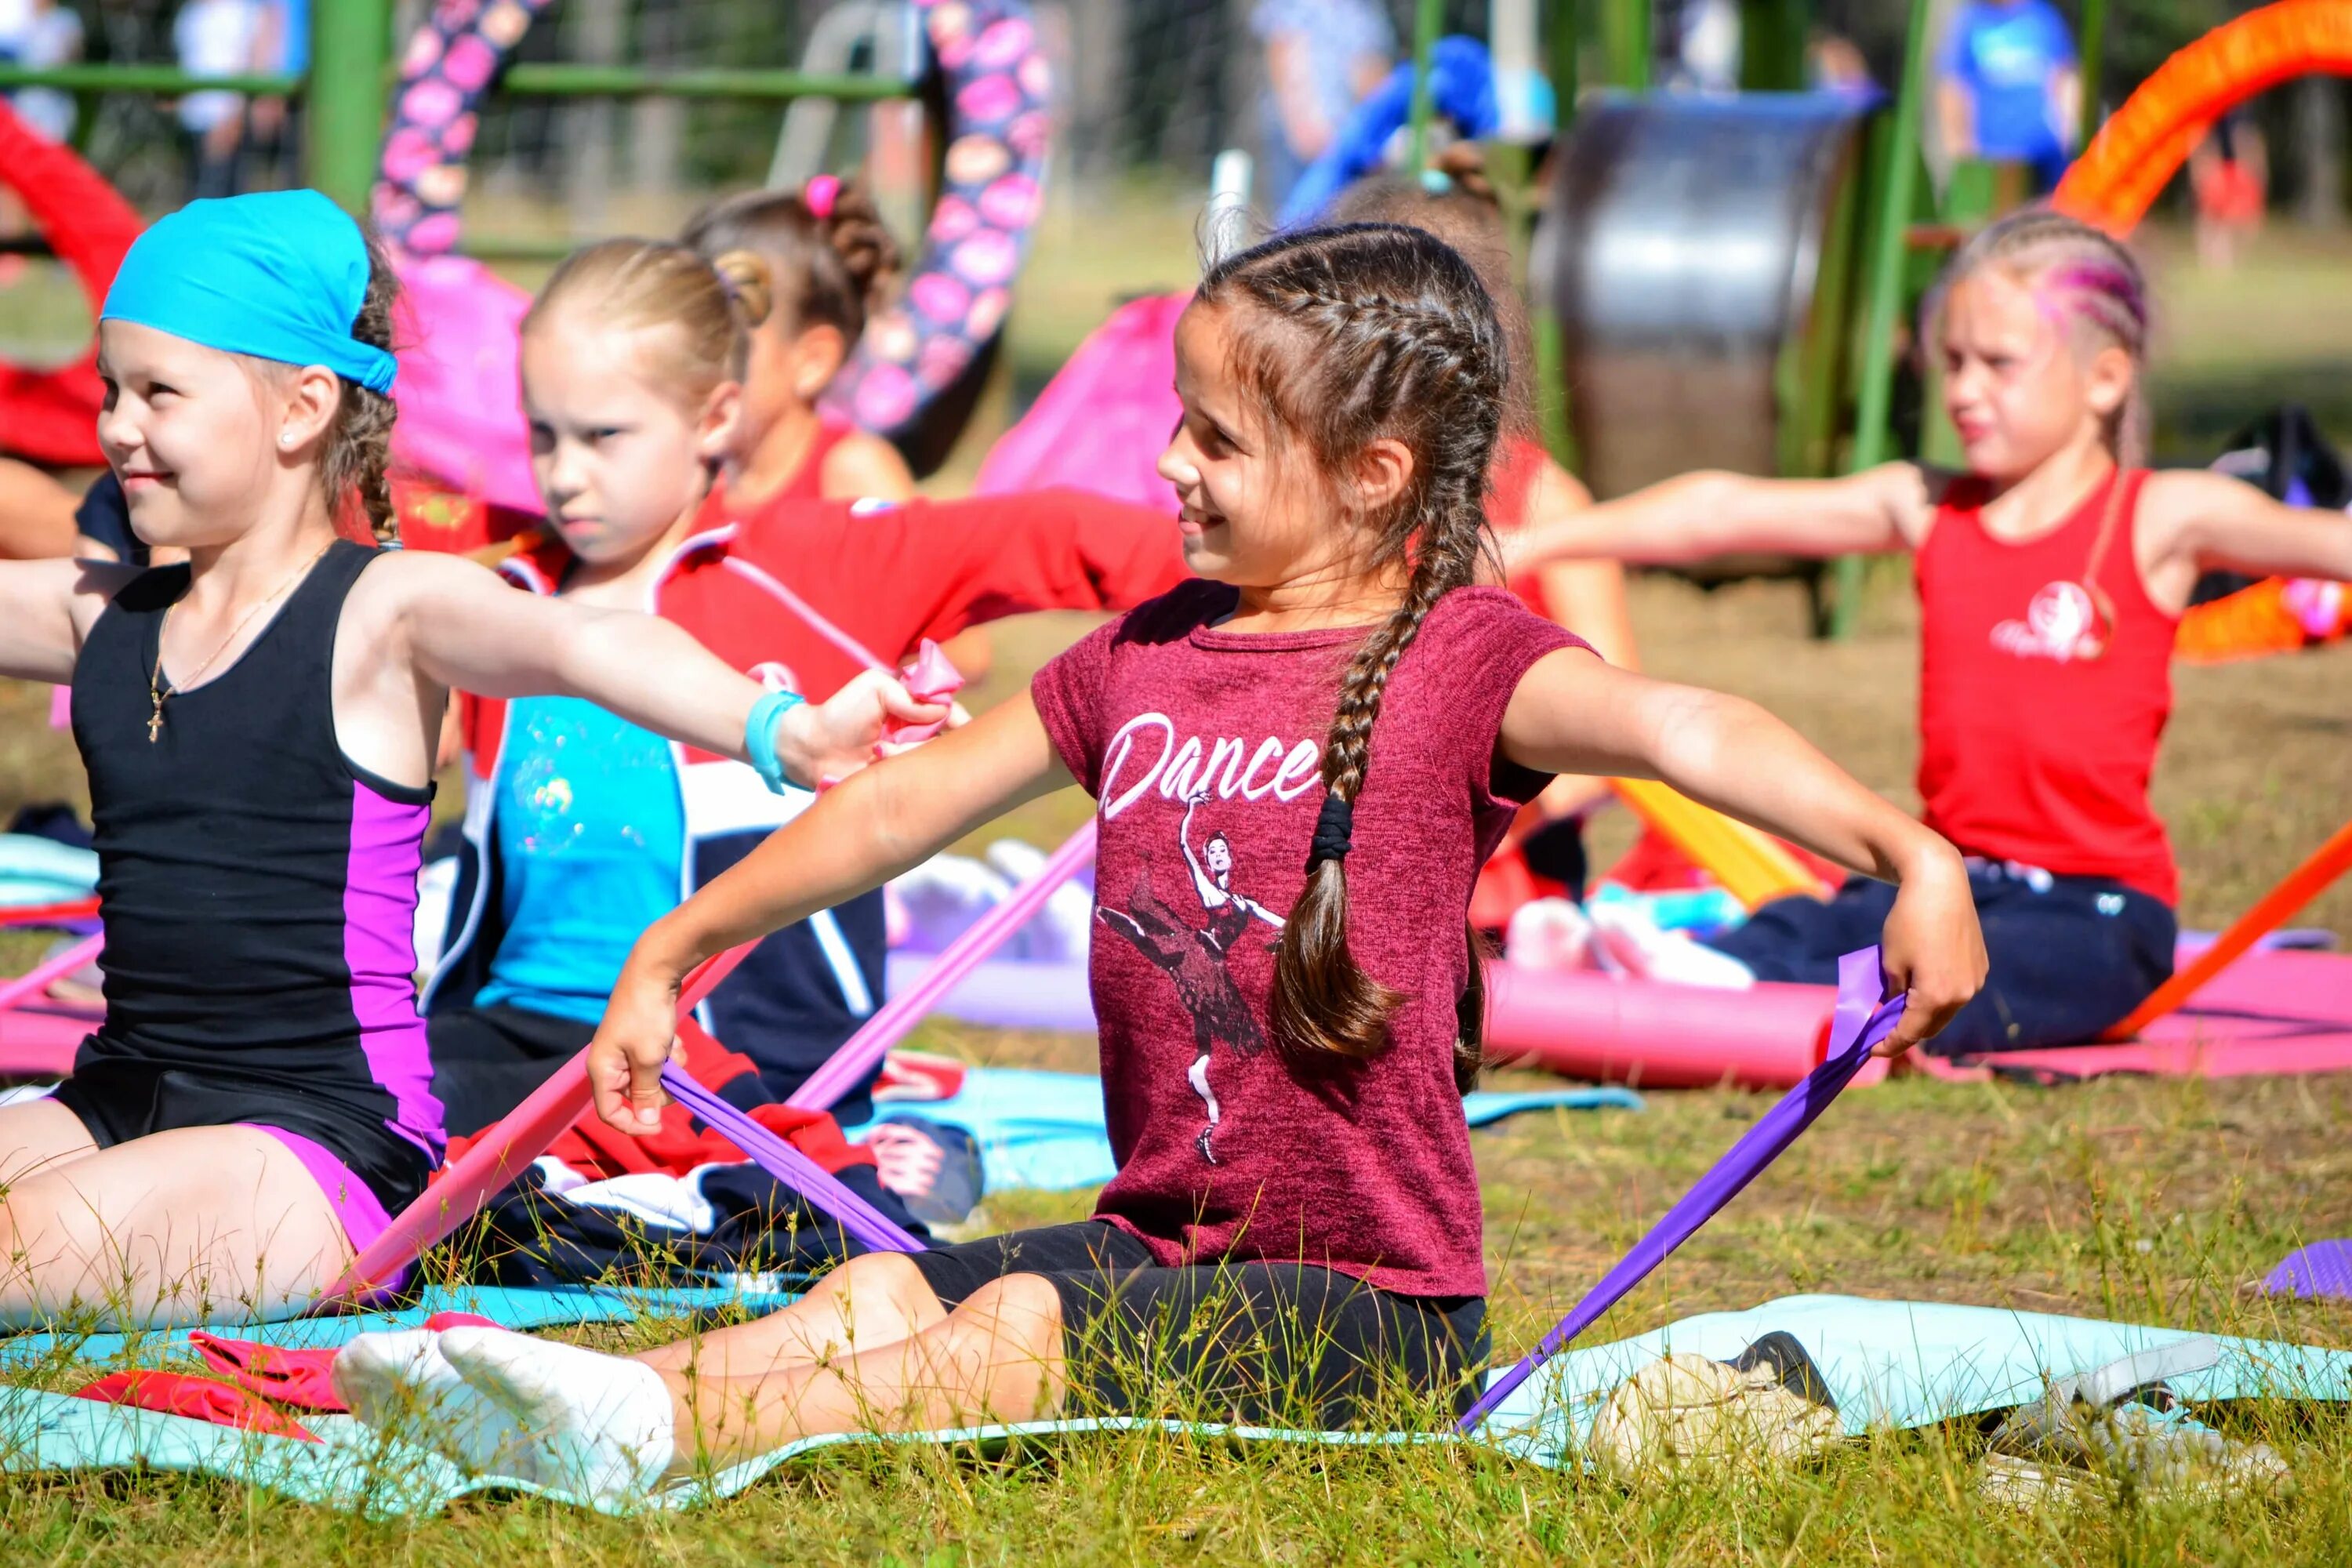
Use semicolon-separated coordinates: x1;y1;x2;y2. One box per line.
746;689;808;794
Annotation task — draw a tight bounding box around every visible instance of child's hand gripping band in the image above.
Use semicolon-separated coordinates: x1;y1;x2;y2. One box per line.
746;688;809;794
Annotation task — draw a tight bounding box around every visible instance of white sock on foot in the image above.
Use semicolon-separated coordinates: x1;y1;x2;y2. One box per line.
1589;901;1756;989
438;1326;679;1504
331;1329;525;1474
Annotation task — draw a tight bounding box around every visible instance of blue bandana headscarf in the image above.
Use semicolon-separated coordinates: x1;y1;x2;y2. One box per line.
100;190;398;394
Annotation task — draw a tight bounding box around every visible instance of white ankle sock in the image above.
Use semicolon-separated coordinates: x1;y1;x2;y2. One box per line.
1589;901;1756;989
331;1329;524;1475
438;1325;678;1504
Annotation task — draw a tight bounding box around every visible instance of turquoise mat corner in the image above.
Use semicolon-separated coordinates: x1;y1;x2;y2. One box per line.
6;1293;2347;1516
858;1067;1642;1192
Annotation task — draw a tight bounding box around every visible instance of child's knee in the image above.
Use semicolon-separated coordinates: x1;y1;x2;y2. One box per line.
829;1250;942;1312
950;1273;1065;1341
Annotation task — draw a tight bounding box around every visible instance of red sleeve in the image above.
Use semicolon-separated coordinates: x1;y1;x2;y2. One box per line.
905;488;1189;646
1028;614;1122;797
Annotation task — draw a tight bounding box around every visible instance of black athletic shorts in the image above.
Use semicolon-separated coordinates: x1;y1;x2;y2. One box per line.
907;1221;1489;1427
427;1003;598;1139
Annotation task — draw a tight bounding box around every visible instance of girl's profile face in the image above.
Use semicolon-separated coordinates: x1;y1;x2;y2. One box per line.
1159;304;1354;590
1940;269;2130;481
521;314;738;564
96;321;288;550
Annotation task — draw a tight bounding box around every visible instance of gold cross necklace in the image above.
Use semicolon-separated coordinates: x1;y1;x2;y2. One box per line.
147;543;334;742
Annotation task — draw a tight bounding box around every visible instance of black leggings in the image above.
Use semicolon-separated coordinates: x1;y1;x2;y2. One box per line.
907;1221;1488;1428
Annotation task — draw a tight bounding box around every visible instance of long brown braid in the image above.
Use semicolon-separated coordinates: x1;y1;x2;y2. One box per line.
1196;223;1508;1081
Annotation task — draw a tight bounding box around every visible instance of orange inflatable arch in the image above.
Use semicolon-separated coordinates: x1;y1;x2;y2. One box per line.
2056;0;2352;234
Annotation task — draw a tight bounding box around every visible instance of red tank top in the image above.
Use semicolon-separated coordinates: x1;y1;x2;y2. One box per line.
771;417;856;503
1915;467;2180;905
1487;436;1553;618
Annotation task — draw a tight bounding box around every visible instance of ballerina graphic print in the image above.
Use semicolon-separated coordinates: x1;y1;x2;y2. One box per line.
1095;787;1287;1163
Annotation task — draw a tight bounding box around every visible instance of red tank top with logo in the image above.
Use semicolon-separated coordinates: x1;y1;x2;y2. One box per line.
1915;466;2179;905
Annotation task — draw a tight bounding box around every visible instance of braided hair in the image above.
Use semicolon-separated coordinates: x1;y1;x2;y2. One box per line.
1196;223;1507;1080
1932;205;2153;465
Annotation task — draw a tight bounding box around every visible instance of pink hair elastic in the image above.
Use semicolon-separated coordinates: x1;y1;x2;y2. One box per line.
804;174;840;220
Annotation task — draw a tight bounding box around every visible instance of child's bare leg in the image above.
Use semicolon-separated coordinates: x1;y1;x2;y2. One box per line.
664;1272;1069;1468
0;1100;102;1188
0;1123;362;1328
634;1250;948;1378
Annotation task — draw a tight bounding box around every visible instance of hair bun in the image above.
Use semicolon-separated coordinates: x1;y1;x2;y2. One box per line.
710;249;776;331
818;181;902;314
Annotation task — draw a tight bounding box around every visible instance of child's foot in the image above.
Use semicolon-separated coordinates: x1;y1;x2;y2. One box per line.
437;1326;679;1504
1589;902;1755;989
331;1329;525;1474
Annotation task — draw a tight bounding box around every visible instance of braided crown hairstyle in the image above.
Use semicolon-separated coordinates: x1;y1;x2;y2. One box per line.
1932;205;2152;465
1196;223;1507;1080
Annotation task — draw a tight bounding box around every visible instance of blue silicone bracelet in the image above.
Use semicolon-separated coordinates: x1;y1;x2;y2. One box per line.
746;688;808;793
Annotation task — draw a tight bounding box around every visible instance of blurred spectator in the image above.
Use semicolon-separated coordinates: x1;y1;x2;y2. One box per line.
3;0;83;143
249;0;307;185
1807;29;1875;102
1252;0;1393;211
2190;111;2267;270
1936;0;2079;191
1671;0;1738;93
176;0;267;199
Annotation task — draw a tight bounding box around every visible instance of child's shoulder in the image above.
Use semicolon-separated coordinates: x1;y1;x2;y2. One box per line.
1104;577;1233;647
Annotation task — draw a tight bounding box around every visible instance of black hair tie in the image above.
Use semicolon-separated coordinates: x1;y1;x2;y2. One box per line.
1305;793;1355;871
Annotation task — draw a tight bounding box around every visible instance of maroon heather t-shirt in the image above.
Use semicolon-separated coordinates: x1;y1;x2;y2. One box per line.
1032;579;1586;1298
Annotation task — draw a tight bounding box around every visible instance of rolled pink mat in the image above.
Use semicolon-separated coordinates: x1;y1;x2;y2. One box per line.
1483;962;1844;1091
789;819;1098;1112
0;1008;89;1077
0;932;103;1016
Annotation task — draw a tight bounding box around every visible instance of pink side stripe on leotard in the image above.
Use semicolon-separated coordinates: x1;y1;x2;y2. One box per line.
343;780;443;1160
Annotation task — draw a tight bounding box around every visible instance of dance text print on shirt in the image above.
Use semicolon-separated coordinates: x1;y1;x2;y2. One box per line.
1990;579;2105;663
1094;710;1319;1165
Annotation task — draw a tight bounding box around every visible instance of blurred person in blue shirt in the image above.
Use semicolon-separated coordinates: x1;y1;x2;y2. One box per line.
1253;0;1394;210
1936;0;2080;190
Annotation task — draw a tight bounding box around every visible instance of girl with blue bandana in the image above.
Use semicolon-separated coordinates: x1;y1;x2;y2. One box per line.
0;191;942;1328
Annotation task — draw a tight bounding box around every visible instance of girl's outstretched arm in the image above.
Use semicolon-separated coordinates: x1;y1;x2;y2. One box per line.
1500;650;1986;1054
590;695;1073;1130
383;551;938;787
0;557;137;684
2138;469;2352;609
1500;463;1929;576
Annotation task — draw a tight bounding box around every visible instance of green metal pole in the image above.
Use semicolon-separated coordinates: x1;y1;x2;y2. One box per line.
2077;0;2108;145
307;0;392;216
1828;0;1935;639
1406;0;1445;175
1549;0;1581;130
1534;0;1583;475
1601;0;1650;91
1738;0;1807;93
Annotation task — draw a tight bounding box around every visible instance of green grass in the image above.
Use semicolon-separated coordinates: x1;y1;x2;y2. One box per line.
5;200;2352;1562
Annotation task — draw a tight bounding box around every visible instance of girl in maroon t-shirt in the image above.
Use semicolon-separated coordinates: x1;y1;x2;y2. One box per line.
1502;207;2352;1054
336;223;1985;1501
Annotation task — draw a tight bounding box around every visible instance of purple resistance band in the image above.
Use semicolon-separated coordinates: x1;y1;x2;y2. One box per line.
659;1063;927;1256
1458;947;1908;1433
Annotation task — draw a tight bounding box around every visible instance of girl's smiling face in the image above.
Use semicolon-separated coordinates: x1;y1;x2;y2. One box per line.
1158;303;1359;592
96;321;323;550
521;313;739;566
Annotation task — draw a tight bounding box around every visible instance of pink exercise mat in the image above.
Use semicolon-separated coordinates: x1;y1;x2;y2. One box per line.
0;1004;91;1078
1914;948;2352;1083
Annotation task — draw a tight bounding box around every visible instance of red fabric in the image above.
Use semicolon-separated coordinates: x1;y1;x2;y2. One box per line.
187;1334;343;1412
390;477;543;557
461;487;1188;778
1917;468;2180;905
1487;436;1555;619
1031;582;1585;1297
768;417;856;503
72;1370;320;1442
442;1017;876;1182
873;1047;968;1102
0;101;146;465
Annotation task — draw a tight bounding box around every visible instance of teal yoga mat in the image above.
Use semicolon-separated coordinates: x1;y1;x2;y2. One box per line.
5;1294;2347;1515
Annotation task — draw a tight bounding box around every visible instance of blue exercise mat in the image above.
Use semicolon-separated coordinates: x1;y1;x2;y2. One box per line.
3;1292;2345;1515
0;1282;798;1373
855;1067;1642;1193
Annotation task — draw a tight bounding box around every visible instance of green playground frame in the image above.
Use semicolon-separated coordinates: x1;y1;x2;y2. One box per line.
3;0;2109;635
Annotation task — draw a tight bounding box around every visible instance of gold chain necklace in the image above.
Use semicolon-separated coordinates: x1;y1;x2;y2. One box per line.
147;543;334;743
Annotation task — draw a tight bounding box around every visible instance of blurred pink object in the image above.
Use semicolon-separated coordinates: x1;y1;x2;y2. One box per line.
389;253;541;517
49;686;68;729
973;292;1185;513
886;638;967;748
